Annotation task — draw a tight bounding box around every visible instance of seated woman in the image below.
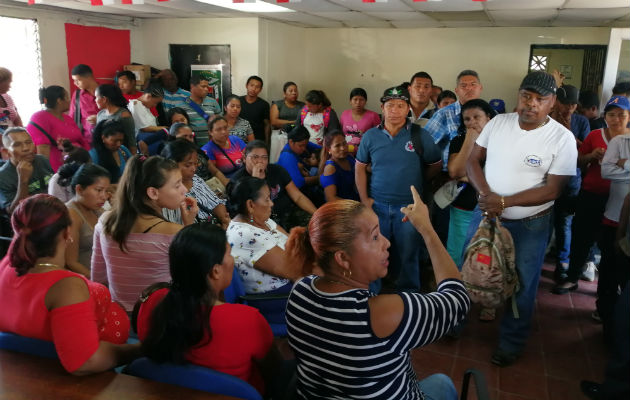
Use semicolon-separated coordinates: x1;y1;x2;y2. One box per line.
0;194;140;374
27;85;89;172
48;143;91;203
137;224;279;397
320;130;359;202
339;88;380;155
168;123;213;181
91;155;198;312
226;176;300;297
277;125;324;206
0;67;23;129
166;107;190;126
285;189;470;399
223;95;255;143
65;164;111;278
161;139;230;228
270;81;304;129
129;85;168;156
89;120;132;184
295;90;340;146
95;84;136;155
231;140;316;230
201;117;246;184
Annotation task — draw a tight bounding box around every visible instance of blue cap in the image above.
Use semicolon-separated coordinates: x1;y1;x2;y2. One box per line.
489;99;505;114
604;95;630;112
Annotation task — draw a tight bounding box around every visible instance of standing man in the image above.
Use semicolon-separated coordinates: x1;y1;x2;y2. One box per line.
356;86;442;292
549;84;591;281
239;76;270;144
0;128;53;214
179;75;221;145
157;69;191;111
69;64;99;143
466;71;577;366
408;71;436;128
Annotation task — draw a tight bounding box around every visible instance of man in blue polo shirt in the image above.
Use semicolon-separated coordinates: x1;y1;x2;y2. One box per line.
356;86;442;292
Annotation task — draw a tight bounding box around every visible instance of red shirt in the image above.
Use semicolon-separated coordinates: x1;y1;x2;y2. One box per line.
68;89;100;143
579;129;611;195
137;288;273;395
0;257;129;372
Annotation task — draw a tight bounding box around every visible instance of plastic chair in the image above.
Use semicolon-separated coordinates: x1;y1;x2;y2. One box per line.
0;332;58;359
122;357;262;400
460;368;491;400
224;268;289;336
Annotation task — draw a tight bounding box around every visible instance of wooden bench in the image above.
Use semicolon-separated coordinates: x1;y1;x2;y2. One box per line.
0;349;239;400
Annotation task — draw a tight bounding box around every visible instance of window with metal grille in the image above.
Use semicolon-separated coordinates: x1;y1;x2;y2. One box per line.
529;55;548;72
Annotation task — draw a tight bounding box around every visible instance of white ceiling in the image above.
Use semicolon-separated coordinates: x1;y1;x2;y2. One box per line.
7;0;630;28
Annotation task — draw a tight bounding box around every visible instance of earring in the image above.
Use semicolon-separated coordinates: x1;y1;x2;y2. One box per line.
249;214;254;223
66;236;74;244
348;269;352;278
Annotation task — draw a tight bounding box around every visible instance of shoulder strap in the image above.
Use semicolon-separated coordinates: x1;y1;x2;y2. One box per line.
74;90;82;132
215;140;239;169
300;106;308;124
322;107;331;127
28;121;57;147
409;123;424;159
142;219;166;233
185;98;210;121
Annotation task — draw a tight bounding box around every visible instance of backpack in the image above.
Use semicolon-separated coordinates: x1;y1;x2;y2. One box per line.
461;217;519;317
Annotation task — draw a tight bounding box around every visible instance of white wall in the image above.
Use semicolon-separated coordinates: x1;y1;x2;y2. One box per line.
137;17;260;97
292;27;611;113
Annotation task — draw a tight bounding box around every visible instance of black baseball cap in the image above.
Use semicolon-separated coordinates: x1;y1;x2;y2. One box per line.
380;86;410;104
557;85;579;105
519;71;557;96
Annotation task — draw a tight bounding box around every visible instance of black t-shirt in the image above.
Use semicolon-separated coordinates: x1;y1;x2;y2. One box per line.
448;133;478;211
231;163;292;216
239;96;270;141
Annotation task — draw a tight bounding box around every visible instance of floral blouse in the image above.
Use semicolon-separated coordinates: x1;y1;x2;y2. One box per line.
226;219;290;293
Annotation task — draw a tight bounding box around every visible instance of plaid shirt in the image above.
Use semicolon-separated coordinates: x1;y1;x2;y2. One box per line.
424;101;462;170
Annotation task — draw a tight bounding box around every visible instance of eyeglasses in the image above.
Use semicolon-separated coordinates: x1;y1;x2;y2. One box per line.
248;155;269;161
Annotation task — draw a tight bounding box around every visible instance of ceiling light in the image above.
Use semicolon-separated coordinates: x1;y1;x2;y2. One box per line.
194;0;295;13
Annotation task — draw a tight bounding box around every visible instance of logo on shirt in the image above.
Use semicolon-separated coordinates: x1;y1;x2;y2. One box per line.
405;141;415;152
524;155;542;167
269;184;280;200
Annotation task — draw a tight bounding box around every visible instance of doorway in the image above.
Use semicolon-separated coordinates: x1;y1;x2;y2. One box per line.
529;44;607;95
169;44;231;108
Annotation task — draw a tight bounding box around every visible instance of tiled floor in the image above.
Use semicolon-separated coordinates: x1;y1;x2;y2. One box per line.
412;262;606;400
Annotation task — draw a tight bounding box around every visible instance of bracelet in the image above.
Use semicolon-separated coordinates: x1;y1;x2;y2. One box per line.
500;196;505;211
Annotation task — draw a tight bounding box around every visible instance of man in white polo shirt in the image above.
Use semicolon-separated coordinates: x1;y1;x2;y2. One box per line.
466;71;577;366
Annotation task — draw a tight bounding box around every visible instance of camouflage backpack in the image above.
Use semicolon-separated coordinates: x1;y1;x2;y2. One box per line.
461;217;519;317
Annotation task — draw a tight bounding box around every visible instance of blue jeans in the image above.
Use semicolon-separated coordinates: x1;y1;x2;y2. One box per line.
447;207;474;269
465;207;552;354
418;373;458;400
372;200;424;292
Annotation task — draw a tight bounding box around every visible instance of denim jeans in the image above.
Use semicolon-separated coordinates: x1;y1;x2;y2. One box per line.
372;200;424;292
465;207;552;354
418;373;458;400
553;194;576;265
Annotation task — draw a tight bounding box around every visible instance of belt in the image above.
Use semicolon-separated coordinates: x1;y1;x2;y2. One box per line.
499;206;553;223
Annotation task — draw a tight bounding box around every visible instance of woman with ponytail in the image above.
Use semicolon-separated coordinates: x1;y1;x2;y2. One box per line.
0;194;140;374
91;155;198;312
26;85;89;171
284;187;470;400
95;84;136;155
137;223;278;396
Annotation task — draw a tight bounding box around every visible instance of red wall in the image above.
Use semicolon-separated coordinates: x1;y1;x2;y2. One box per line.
64;23;130;91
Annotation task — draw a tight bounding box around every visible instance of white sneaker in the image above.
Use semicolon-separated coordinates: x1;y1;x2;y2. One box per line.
580;262;597;282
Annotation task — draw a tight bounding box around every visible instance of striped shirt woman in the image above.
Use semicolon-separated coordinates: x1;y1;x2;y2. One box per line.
286;276;469;399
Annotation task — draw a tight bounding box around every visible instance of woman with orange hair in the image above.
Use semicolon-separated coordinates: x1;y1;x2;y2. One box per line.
284;187;470;399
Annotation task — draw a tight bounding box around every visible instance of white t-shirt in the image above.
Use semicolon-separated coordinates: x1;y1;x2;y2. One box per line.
128;99;157;136
303;112;325;145
226;219;290;294
476;112;577;219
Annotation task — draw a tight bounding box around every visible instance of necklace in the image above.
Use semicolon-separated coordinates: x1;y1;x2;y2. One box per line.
536;117;549;130
319;276;352;287
34;263;60;269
